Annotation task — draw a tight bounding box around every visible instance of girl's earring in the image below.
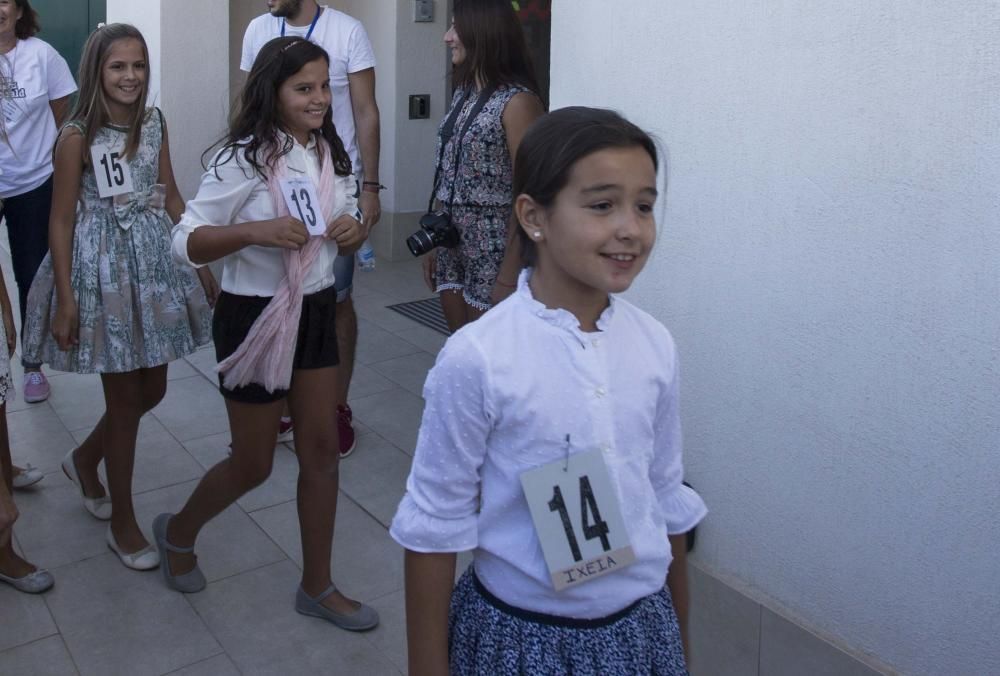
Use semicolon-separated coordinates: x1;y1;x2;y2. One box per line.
532;231;543;240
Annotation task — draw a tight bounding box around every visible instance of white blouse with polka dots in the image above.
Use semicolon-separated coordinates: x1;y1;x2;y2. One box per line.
391;268;707;619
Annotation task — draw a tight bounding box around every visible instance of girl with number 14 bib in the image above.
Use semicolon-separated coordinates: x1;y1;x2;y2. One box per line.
22;24;215;570
392;108;707;675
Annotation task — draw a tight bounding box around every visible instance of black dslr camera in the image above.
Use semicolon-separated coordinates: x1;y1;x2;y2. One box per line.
406;210;461;257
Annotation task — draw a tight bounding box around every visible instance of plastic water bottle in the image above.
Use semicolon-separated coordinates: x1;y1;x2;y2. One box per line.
357;239;376;271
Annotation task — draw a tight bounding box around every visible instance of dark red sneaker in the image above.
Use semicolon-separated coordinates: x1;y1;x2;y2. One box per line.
277;416;294;442
337;404;356;458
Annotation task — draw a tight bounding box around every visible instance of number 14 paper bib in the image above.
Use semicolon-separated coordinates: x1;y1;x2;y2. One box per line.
520;448;636;591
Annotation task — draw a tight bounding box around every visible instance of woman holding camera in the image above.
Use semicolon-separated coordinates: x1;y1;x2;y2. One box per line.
420;0;543;331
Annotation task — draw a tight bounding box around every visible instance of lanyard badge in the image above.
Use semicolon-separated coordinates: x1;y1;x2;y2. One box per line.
280;5;322;41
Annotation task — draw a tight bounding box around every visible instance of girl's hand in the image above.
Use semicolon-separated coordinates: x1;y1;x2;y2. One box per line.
253;216;309;250
2;306;15;358
52;299;80;351
422;254;437;292
197;267;220;308
325;214;365;255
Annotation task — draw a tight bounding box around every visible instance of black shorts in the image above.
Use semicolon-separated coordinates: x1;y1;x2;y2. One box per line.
213;286;340;404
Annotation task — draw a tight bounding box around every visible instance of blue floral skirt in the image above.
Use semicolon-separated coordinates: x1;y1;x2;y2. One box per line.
448;568;689;675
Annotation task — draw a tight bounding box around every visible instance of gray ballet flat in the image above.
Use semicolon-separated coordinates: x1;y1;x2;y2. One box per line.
0;568;54;594
295;585;379;632
152;513;206;593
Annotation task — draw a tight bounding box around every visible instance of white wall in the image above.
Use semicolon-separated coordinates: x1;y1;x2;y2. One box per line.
229;0;259;101
550;2;1000;675
331;0;450;258
333;0;399;212
335;0;449;215
105;0;162;103
108;0;230;198
390;0;450;214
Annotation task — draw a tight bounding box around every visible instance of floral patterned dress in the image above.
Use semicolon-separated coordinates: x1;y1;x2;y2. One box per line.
22;109;212;373
433;84;531;310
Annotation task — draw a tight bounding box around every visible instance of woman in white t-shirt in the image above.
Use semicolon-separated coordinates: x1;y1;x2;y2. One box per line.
0;0;77;404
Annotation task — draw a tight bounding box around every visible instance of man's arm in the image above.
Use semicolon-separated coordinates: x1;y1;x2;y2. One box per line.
348;67;382;231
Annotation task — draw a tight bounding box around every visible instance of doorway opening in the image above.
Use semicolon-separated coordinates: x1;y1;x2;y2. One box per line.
515;0;551;106
33;0;106;78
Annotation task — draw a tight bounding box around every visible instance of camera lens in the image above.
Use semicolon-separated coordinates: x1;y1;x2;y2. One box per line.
407;229;436;257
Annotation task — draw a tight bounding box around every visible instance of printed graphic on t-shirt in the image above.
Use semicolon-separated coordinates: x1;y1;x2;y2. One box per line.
0;74;27;124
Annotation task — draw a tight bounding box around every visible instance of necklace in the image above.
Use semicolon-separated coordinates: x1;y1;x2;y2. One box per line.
0;41;19;124
2;40;17;82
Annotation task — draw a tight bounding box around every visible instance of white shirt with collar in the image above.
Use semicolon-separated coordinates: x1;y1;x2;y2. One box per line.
390;268;707;619
172;135;357;297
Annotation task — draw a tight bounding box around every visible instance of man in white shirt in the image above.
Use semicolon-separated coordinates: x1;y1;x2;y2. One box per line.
241;0;382;455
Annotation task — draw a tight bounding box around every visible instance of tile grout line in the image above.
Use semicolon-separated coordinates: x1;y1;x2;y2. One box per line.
156;649;231;676
0;631;60;664
36;587;85;676
756;601;763;675
56;630;85;676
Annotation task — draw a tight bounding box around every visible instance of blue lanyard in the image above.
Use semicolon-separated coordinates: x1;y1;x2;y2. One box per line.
280;5;322;41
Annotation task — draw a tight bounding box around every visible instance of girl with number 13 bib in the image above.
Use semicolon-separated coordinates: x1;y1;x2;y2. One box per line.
22;24;214;570
158;36;375;631
391;108;707;675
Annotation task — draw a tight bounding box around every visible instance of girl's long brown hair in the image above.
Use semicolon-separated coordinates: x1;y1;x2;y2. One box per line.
452;0;540;95
208;37;352;180
68;24;151;163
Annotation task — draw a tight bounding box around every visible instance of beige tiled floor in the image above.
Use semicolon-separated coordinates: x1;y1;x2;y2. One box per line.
0;233;889;676
0;248;435;675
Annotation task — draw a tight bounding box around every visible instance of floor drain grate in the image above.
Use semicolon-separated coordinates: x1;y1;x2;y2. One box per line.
386;297;451;336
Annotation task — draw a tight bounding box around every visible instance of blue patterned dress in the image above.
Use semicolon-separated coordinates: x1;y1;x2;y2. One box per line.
433;84;533;310
22;109;212;373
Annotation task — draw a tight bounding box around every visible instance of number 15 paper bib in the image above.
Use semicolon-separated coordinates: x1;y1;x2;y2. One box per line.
520;448;636;591
91;143;135;198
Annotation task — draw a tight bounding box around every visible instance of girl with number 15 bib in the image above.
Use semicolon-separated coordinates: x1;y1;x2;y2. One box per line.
392;108;707;675
23;24;214;571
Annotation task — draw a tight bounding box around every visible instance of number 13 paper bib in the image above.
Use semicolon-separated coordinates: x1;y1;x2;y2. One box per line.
279;177;326;237
520;448;636;591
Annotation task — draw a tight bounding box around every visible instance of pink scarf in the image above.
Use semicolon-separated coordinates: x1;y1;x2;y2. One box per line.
216;139;339;392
